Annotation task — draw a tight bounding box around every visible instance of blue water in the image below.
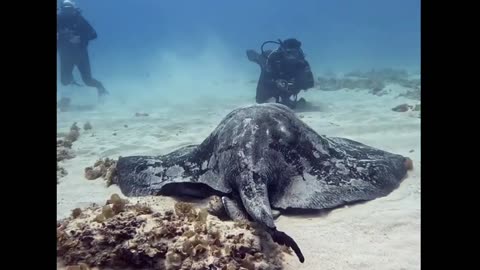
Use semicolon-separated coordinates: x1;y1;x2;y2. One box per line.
57;0;420;104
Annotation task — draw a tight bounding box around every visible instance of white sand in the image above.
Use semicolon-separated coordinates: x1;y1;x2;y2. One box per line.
57;82;420;270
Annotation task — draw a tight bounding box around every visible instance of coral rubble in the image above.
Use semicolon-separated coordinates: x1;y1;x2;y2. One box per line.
57;197;287;270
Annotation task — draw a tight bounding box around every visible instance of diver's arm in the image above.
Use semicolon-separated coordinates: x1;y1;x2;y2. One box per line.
57;17;68;45
78;15;97;42
247;50;263;66
263;72;282;93
247;49;274;69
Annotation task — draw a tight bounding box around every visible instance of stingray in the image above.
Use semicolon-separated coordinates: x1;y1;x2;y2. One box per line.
113;103;412;263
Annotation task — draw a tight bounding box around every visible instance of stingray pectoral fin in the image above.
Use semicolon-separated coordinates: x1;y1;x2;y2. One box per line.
221;196;249;221
115;154;200;197
116;153;229;198
272;137;411;211
115;156;165;196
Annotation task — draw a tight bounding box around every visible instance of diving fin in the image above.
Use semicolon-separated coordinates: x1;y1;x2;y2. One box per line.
246;49;262;64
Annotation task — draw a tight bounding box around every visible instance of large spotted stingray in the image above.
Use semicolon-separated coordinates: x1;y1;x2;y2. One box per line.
113;103;412;263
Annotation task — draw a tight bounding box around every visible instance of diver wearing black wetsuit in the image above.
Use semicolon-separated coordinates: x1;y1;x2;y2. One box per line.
57;0;107;97
246;38;314;109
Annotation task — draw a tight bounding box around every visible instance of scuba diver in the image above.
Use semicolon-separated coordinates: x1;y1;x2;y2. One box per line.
57;0;108;110
246;38;314;108
246;38;314;109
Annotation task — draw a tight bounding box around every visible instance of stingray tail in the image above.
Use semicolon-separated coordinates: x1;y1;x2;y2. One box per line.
267;227;305;263
237;171;305;263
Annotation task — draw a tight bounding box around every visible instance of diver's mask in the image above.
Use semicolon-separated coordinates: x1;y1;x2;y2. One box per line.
280;47;306;70
282;48;304;61
60;1;78;16
278;39;306;69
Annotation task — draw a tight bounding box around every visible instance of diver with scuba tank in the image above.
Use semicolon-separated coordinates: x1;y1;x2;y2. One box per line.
57;0;108;110
246;38;314;109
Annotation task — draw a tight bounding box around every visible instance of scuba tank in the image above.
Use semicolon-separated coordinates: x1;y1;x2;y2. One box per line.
261;39;283;55
260;39;306;73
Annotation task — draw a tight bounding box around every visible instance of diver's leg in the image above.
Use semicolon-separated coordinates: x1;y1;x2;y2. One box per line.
58;97;71;112
76;48;108;96
58;51;75;112
278;94;296;109
59;51;75;86
295;97;307;109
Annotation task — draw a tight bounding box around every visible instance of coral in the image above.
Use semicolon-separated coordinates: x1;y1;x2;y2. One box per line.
57;138;75;162
57;132;69;138
83;122;92;131
316;76;385;92
93;214;105;223
58;97;72;112
57;148;75;162
112;198;126;214
66;122;81;142
65;263;91;270
84;158;117;183
70;122;81;132
405;158;414;171
107;193;123;204
57;128;79;183
207;196;227;219
72;208;82;219
57;199;288;270
398;87;421;100
345;68;409;82
84;167;103;180
316;68;420;98
397;78;420;89
57;139;73;149
392;104;411;112
102;205;114;219
174;202;197;221
391;103;421;113
133;203;153;215
57;123;81;175
66;130;80;142
57;165;68;183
